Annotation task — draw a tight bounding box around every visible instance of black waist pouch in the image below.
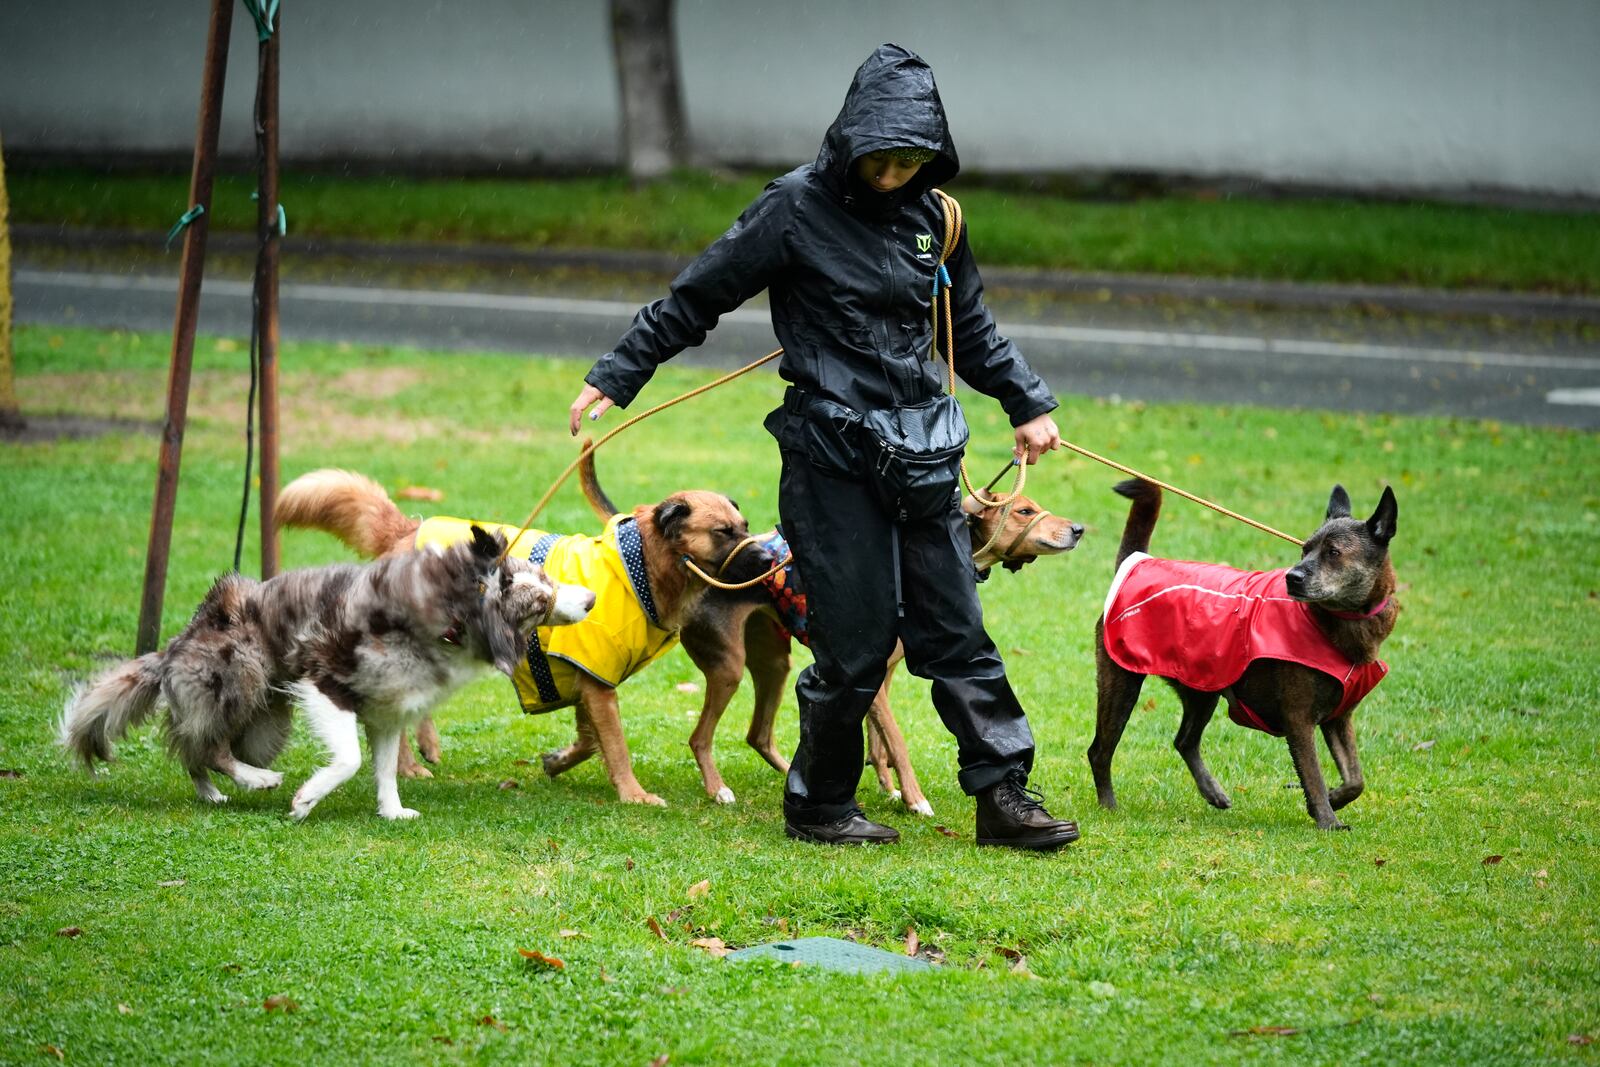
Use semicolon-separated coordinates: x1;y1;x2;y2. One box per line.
860;394;970;522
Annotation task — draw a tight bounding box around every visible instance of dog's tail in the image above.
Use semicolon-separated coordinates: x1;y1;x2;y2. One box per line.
276;468;417;559
59;653;165;769
1112;478;1162;568
576;436;622;521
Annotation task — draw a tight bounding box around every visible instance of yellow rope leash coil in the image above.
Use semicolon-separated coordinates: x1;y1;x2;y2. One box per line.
930;189;1027;510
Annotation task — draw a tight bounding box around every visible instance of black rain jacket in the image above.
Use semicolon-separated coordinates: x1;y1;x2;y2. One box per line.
584;43;1058;445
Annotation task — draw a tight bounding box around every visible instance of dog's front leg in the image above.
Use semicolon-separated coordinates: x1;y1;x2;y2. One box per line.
288;682;363;820
575;677;665;806
1283;717;1346;830
681;632;745;804
867;692;932;817
395;730;433;779
368;724;419;820
1320;715;1365;811
541;706;598;777
742;614;792;774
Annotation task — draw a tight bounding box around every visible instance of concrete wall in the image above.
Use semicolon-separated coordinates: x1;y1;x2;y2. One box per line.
3;0;1598;197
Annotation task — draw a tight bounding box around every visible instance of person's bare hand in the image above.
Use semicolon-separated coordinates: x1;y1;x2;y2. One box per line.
1013;413;1061;465
568;384;614;436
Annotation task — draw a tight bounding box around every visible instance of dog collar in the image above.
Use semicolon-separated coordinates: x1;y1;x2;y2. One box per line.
1326;597;1391;620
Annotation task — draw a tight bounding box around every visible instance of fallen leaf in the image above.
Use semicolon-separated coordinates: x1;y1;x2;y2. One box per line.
39;1045;64;1062
690;937;730;958
497;779;520;790
776;918;790;935
220;962;242;973
686;880;712;901
431;1036;454;1045
117;1003;132;1015
1534;868;1549;879
1229;1026;1300;1037
646;916;667;940
1482;854;1504;866
625;857;635;871
675;682;700;693
650;1056;670;1067
546;838;560;853
1010;955;1040;979
56;927;82;938
478;1014;509;1032
1367;993;1385;1004
1373;857;1387;867
517;948;565;970
842;927;866;943
932;825;961;838
511;758;532;766
0;768;22;778
558;929;584;939
666;907;689;923
157;879;186;888
904;927;920;957
658;986;687;996
262;994;298;1013
1411;739;1435;751
1569;1034;1594;1046
397;485;444;502
994;945;1024;961
1009;647;1032;656
599;967;616;984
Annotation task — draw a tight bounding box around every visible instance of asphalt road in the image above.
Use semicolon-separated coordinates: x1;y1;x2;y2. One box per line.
16;266;1600;430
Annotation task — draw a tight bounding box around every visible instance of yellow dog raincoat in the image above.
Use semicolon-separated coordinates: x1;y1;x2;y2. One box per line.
414;514;678;713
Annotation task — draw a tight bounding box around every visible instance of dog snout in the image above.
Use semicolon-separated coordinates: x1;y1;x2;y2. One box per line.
1070;523;1085;541
551;584;597;625
1284;567;1308;597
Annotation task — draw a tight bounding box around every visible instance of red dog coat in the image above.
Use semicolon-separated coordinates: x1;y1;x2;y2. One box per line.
1102;553;1387;734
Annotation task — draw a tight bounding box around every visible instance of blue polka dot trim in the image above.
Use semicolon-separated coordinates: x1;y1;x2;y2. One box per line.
615;517;662;628
522;533;563;705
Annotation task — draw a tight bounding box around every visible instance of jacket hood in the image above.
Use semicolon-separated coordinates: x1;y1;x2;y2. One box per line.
815;43;960;201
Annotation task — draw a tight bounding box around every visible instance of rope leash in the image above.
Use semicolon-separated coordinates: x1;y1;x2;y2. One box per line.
494;350;785;568
930;189;1027;510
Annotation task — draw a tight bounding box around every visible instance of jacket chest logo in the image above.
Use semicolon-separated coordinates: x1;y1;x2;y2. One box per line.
915;233;933;253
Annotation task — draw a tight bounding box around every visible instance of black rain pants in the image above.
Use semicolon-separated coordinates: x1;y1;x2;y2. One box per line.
778;449;1035;823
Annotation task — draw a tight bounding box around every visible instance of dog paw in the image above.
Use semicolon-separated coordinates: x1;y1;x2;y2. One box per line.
888;787;902;801
236;769;283;791
380;806;421;820
202;791;230;805
621;791;667;807
418;745;442;765
289;801;314;821
397;764;434;780
713;786;736;805
908;799;934;817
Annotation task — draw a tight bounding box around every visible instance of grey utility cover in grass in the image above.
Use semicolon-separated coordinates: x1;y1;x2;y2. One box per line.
726;937;933;974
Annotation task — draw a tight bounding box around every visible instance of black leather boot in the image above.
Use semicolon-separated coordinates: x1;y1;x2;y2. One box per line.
975;777;1080;850
785;808;901;845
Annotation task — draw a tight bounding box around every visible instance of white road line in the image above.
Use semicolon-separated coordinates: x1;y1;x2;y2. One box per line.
19;269;1600;373
1546;387;1600;406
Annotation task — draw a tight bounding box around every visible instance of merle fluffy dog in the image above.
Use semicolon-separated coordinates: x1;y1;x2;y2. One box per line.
61;526;594;820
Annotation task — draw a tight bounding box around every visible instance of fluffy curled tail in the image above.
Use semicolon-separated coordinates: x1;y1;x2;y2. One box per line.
276;468;416;559
60;654;165;768
1112;478;1162;568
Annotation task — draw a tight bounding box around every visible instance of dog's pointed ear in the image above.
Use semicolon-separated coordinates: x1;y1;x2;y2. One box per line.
653;498;691;541
1366;486;1398;546
1325;485;1353;521
469;524;501;559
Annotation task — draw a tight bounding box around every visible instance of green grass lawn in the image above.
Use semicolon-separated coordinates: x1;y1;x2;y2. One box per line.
12;166;1600;295
2;325;1597;1065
